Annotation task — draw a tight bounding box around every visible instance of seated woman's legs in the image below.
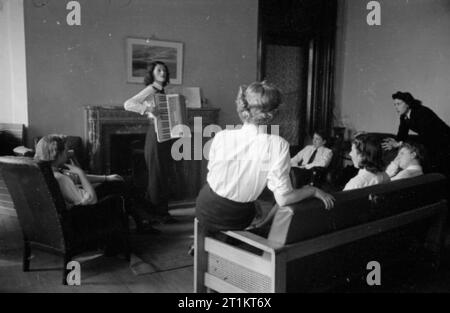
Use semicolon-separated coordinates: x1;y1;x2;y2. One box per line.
95;179;160;234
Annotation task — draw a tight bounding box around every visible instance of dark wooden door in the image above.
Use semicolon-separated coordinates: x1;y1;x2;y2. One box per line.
258;0;337;147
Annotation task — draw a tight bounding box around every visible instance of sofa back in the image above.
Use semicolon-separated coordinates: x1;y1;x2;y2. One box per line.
268;173;448;245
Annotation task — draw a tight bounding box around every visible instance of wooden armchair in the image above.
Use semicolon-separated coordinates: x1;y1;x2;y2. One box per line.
0;156;130;285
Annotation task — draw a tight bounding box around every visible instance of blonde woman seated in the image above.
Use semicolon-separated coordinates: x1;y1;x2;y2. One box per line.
196;82;335;235
35;134;159;234
385;141;424;181
35;135;98;207
34;134;130;256
344;134;390;191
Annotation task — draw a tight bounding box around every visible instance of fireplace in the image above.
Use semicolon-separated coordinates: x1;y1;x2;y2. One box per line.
110;133;146;176
84;105;219;200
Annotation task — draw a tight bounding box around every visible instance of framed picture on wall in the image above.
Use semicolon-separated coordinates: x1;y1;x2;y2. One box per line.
127;38;183;85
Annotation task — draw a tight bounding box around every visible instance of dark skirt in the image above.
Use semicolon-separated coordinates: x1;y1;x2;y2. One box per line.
144;124;173;214
195;183;256;234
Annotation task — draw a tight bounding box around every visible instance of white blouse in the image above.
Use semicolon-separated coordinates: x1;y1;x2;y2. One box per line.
343;169;390;191
123;83;164;118
207;123;293;203
54;171;96;208
290;145;333;169
391;164;423;181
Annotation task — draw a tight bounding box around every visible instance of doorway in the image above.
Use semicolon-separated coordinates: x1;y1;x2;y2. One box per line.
258;0;337;147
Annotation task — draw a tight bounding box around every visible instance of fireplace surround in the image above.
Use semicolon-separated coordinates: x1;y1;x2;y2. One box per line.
84;105;219;200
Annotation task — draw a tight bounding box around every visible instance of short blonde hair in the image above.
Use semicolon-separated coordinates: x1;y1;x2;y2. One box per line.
236;81;282;125
34;135;67;162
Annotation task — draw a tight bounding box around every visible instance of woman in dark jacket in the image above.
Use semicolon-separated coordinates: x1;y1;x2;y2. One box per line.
382;91;450;177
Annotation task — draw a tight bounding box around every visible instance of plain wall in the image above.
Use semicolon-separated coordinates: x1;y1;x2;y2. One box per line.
0;0;28;125
335;0;450;138
24;0;258;144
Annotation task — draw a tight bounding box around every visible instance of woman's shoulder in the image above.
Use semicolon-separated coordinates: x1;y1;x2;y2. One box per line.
343;172;363;190
266;133;289;147
378;171;391;182
414;104;439;118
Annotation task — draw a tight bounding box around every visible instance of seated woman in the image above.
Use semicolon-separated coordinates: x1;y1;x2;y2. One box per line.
34;134;159;234
291;130;333;169
196;82;335;235
290;130;333;187
385;141;424;181
343;133;390;191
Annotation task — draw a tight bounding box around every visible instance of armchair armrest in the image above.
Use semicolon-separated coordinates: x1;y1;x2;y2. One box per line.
13;146;34;157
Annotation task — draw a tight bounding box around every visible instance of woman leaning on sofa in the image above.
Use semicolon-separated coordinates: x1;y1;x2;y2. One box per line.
382;91;450;179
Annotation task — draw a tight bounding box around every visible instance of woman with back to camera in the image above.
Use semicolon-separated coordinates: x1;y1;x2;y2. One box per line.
344;133;390;191
124;61;176;224
196;81;335;235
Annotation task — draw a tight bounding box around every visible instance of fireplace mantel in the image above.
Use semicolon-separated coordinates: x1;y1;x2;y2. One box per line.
84;105;220;175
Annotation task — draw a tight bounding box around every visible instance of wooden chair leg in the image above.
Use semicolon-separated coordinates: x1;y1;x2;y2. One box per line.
194;218;207;293
22;241;30;272
120;196;131;261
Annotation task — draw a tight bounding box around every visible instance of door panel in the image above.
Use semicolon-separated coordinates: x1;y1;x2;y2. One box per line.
264;44;308;146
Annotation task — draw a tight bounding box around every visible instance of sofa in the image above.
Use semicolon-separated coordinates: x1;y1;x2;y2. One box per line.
194;173;448;292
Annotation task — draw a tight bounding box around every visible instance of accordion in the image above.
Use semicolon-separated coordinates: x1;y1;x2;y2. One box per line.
149;94;187;143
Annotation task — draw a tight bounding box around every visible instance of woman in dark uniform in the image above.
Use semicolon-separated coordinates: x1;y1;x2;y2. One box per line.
382;91;450;178
124;61;175;224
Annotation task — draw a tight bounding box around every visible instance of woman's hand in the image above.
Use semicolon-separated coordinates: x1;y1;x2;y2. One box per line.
65;163;84;176
382;138;400;151
144;99;159;118
313;188;335;210
106;174;124;182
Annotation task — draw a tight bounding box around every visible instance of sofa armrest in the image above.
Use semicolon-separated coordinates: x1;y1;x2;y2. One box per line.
222;230;284;253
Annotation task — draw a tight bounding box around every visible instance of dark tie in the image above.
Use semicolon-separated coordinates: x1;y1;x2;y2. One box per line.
307;149;318;164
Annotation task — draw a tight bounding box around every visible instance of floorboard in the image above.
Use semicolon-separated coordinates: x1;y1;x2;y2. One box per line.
2;211;450;293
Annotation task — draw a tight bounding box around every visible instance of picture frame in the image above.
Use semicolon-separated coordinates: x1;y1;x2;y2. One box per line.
127;38;183;85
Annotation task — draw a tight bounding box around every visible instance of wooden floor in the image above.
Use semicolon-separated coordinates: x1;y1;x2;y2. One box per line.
2;211;450;293
0;212;194;293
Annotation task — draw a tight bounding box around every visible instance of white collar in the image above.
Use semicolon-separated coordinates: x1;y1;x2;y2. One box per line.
241;123;267;135
152;82;164;91
406;109;411;119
